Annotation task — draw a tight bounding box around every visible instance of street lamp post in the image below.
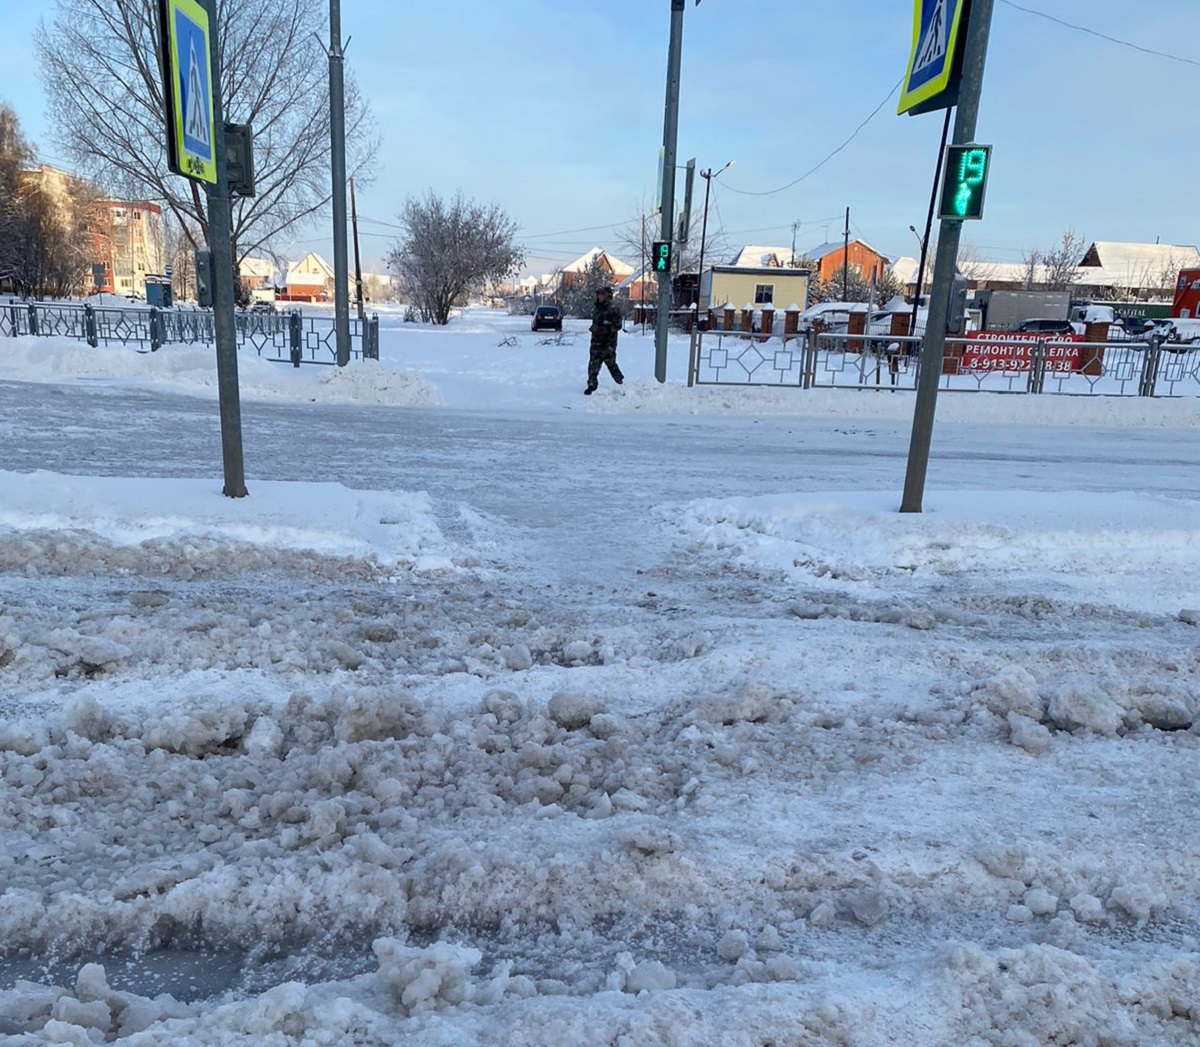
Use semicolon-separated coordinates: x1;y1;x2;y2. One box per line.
908;224;928;338
696;160;734;320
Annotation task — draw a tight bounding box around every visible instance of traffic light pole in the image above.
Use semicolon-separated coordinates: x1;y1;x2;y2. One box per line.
205;0;247;497
328;0;351;367
654;0;686;383
900;0;995;513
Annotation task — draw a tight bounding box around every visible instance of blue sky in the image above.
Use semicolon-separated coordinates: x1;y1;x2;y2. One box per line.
2;0;1196;276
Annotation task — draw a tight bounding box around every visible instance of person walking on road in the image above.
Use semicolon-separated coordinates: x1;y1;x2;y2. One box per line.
586;285;624;395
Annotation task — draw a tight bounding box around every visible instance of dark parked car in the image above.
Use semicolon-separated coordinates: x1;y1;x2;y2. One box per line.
1016;317;1074;335
531;305;563;332
1137;318;1200;350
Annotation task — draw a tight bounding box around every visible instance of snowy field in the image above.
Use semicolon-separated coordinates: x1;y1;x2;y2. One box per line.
0;308;1197;1045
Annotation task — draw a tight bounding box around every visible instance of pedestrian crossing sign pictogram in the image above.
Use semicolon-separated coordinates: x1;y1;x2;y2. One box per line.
898;0;969;116
159;0;217;185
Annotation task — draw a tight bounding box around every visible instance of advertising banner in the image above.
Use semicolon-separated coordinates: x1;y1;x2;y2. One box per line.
960;331;1084;373
1172;269;1200;319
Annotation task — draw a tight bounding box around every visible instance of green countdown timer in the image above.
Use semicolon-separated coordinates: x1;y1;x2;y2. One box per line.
653;240;673;272
938;144;992;221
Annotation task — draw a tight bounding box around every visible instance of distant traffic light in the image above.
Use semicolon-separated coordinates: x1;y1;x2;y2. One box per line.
653;240;673;273
938;144;992;221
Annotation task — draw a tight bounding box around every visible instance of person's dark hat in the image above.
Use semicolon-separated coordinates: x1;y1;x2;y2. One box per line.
595;285;612;296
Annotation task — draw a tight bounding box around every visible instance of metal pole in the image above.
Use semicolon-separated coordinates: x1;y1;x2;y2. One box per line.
695;160;730;314
901;0;996;513
696;170;711;312
350;176;365;324
842;207;850;300
641;213;646;334
910;107;952;337
908;226;925;335
205;0;247;497
328;0;351;366
654;0;686;383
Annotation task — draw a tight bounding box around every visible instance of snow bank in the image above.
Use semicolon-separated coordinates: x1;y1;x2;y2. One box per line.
674;488;1200;613
0;338;440;407
0;471;457;570
587;376;1200;426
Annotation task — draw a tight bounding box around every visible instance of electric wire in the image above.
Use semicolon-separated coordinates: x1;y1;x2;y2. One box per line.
998;0;1200;67
722;77;904;198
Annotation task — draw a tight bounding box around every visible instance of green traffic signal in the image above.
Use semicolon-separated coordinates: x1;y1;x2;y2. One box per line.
939;144;992;221
653;240;672;272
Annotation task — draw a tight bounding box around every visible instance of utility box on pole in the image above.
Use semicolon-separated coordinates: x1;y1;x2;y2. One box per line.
223;122;256;198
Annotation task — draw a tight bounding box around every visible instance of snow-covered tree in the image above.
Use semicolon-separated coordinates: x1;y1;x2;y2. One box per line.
0;103;93;298
811;262;901;306
1023;229;1085;291
558;257;617;318
387;191;523;325
0;102;34;290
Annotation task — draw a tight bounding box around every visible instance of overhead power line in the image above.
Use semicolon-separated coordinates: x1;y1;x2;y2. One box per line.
999;0;1200;67
722;77;904;198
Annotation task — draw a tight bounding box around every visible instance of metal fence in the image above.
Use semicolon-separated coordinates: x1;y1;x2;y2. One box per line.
688;329;1200;398
1;300;380;365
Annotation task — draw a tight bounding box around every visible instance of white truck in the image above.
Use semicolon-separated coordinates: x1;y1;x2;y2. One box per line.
975;289;1070;331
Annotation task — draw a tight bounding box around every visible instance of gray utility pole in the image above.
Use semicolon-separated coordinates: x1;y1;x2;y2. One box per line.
842;207;850;300
696;160;733;310
328;0;351;366
205;0;247;497
901;0;996;513
654;0;687;383
350;176;365;323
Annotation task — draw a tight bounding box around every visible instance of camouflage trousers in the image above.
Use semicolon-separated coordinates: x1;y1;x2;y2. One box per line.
587;344;624;391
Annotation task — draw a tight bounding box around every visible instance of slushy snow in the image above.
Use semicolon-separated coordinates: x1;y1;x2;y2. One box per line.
0;307;1197;1045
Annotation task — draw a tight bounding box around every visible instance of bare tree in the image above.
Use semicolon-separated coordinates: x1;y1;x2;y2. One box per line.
1;103;94;297
361;272;393;304
1154;252;1186;301
162;215;202;301
1019;250;1043;290
612;200;730;285
7;179;94;298
387;191;524;325
36;0;376;264
957;243;999;286
1040;229;1085;290
0;101;35;291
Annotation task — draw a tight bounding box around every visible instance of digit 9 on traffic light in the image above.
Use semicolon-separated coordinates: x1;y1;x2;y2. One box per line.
652;240;673;273
938;144;992;221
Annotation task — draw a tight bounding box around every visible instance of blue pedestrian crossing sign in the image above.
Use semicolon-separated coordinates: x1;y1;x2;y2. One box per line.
158;0;217;185
898;0;969;116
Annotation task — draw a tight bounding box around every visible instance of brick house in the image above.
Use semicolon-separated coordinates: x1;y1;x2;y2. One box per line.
799;240;890;285
283;252;335;301
554;248;635;293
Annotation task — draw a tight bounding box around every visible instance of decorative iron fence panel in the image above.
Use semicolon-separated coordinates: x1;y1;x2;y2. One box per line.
689;328;1199;398
3;299;378;365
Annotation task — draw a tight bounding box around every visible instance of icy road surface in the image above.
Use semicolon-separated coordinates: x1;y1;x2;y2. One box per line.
0;371;1198;1046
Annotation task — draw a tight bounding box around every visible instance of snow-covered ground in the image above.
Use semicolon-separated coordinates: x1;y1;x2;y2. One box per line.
0;309;1197;1045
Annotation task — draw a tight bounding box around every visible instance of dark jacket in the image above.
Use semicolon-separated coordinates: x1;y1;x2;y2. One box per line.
590;297;623;351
